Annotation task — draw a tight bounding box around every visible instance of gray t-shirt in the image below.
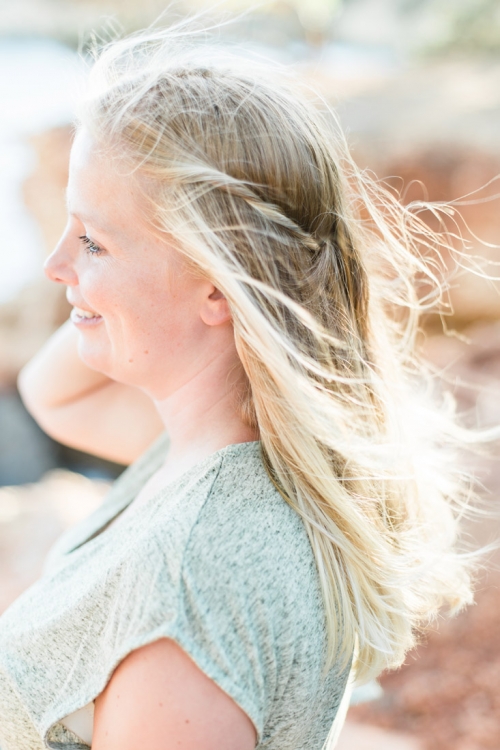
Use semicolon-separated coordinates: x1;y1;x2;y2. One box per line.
0;435;351;749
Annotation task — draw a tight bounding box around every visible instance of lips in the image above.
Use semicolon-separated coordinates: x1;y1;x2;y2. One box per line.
69;304;103;326
71;305;100;319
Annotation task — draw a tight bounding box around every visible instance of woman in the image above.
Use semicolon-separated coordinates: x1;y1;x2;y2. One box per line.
0;25;477;750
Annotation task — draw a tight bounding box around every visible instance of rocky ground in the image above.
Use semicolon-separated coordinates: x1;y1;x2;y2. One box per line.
349;574;500;750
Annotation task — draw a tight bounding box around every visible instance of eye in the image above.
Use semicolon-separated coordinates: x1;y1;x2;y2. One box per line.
79;235;104;256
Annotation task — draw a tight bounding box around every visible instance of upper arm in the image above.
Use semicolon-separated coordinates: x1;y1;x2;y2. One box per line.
93;639;257;750
22;378;164;465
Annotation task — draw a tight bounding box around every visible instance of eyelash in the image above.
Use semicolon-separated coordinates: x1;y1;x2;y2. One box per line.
79;235;104;256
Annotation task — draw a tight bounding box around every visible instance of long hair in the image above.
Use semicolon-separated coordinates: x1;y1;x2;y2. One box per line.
77;24;492;682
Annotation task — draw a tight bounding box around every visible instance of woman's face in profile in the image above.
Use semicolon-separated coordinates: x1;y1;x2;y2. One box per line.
44;130;220;398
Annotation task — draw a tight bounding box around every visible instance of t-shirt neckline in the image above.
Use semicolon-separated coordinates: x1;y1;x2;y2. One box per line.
67;438;261;555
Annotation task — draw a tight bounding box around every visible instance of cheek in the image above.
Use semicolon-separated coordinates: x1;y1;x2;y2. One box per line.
130;280;204;358
138;295;193;348
81;263;140;330
78;263;116;311
78;260;204;361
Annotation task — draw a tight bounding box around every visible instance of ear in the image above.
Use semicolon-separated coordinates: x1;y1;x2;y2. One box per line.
200;285;232;326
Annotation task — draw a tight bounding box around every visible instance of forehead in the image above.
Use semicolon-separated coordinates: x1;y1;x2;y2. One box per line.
66;129;145;233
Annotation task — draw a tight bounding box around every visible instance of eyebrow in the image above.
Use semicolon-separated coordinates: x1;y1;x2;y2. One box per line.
65;188;114;236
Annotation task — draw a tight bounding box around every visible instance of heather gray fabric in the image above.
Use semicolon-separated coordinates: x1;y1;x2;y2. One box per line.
0;434;352;750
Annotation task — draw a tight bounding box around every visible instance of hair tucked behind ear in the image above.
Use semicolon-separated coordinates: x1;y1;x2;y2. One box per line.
78;24;498;682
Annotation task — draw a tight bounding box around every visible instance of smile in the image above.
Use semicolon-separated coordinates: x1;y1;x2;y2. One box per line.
70;306;103;326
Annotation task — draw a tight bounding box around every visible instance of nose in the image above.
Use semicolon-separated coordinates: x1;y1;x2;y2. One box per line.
44;236;79;286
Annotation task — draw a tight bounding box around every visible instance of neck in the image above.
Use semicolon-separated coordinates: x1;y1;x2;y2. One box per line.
151;344;259;479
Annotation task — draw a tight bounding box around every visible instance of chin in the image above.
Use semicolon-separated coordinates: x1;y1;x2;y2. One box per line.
77;338;113;377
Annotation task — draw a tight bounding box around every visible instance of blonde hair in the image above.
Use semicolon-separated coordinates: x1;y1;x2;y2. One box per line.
78;24;490;683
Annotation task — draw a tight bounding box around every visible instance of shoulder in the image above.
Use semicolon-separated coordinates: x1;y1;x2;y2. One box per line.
197;441;307;537
186;441;316;582
169;442;331;737
177;441;326;654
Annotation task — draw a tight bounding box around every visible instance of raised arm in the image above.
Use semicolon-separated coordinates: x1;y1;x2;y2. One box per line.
18;320;164;465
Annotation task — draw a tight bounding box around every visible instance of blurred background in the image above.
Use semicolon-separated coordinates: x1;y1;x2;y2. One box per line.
1;1;500;748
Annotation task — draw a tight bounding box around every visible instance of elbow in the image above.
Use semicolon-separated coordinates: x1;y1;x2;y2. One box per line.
17;361;50;428
17;363;36;414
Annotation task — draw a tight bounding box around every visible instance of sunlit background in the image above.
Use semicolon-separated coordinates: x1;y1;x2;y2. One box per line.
1;2;500;749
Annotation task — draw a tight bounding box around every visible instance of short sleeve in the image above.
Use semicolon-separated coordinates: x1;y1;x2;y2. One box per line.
166;467;323;745
171;526;275;740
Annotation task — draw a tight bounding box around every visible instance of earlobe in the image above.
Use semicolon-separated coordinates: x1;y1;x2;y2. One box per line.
201;286;232;326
